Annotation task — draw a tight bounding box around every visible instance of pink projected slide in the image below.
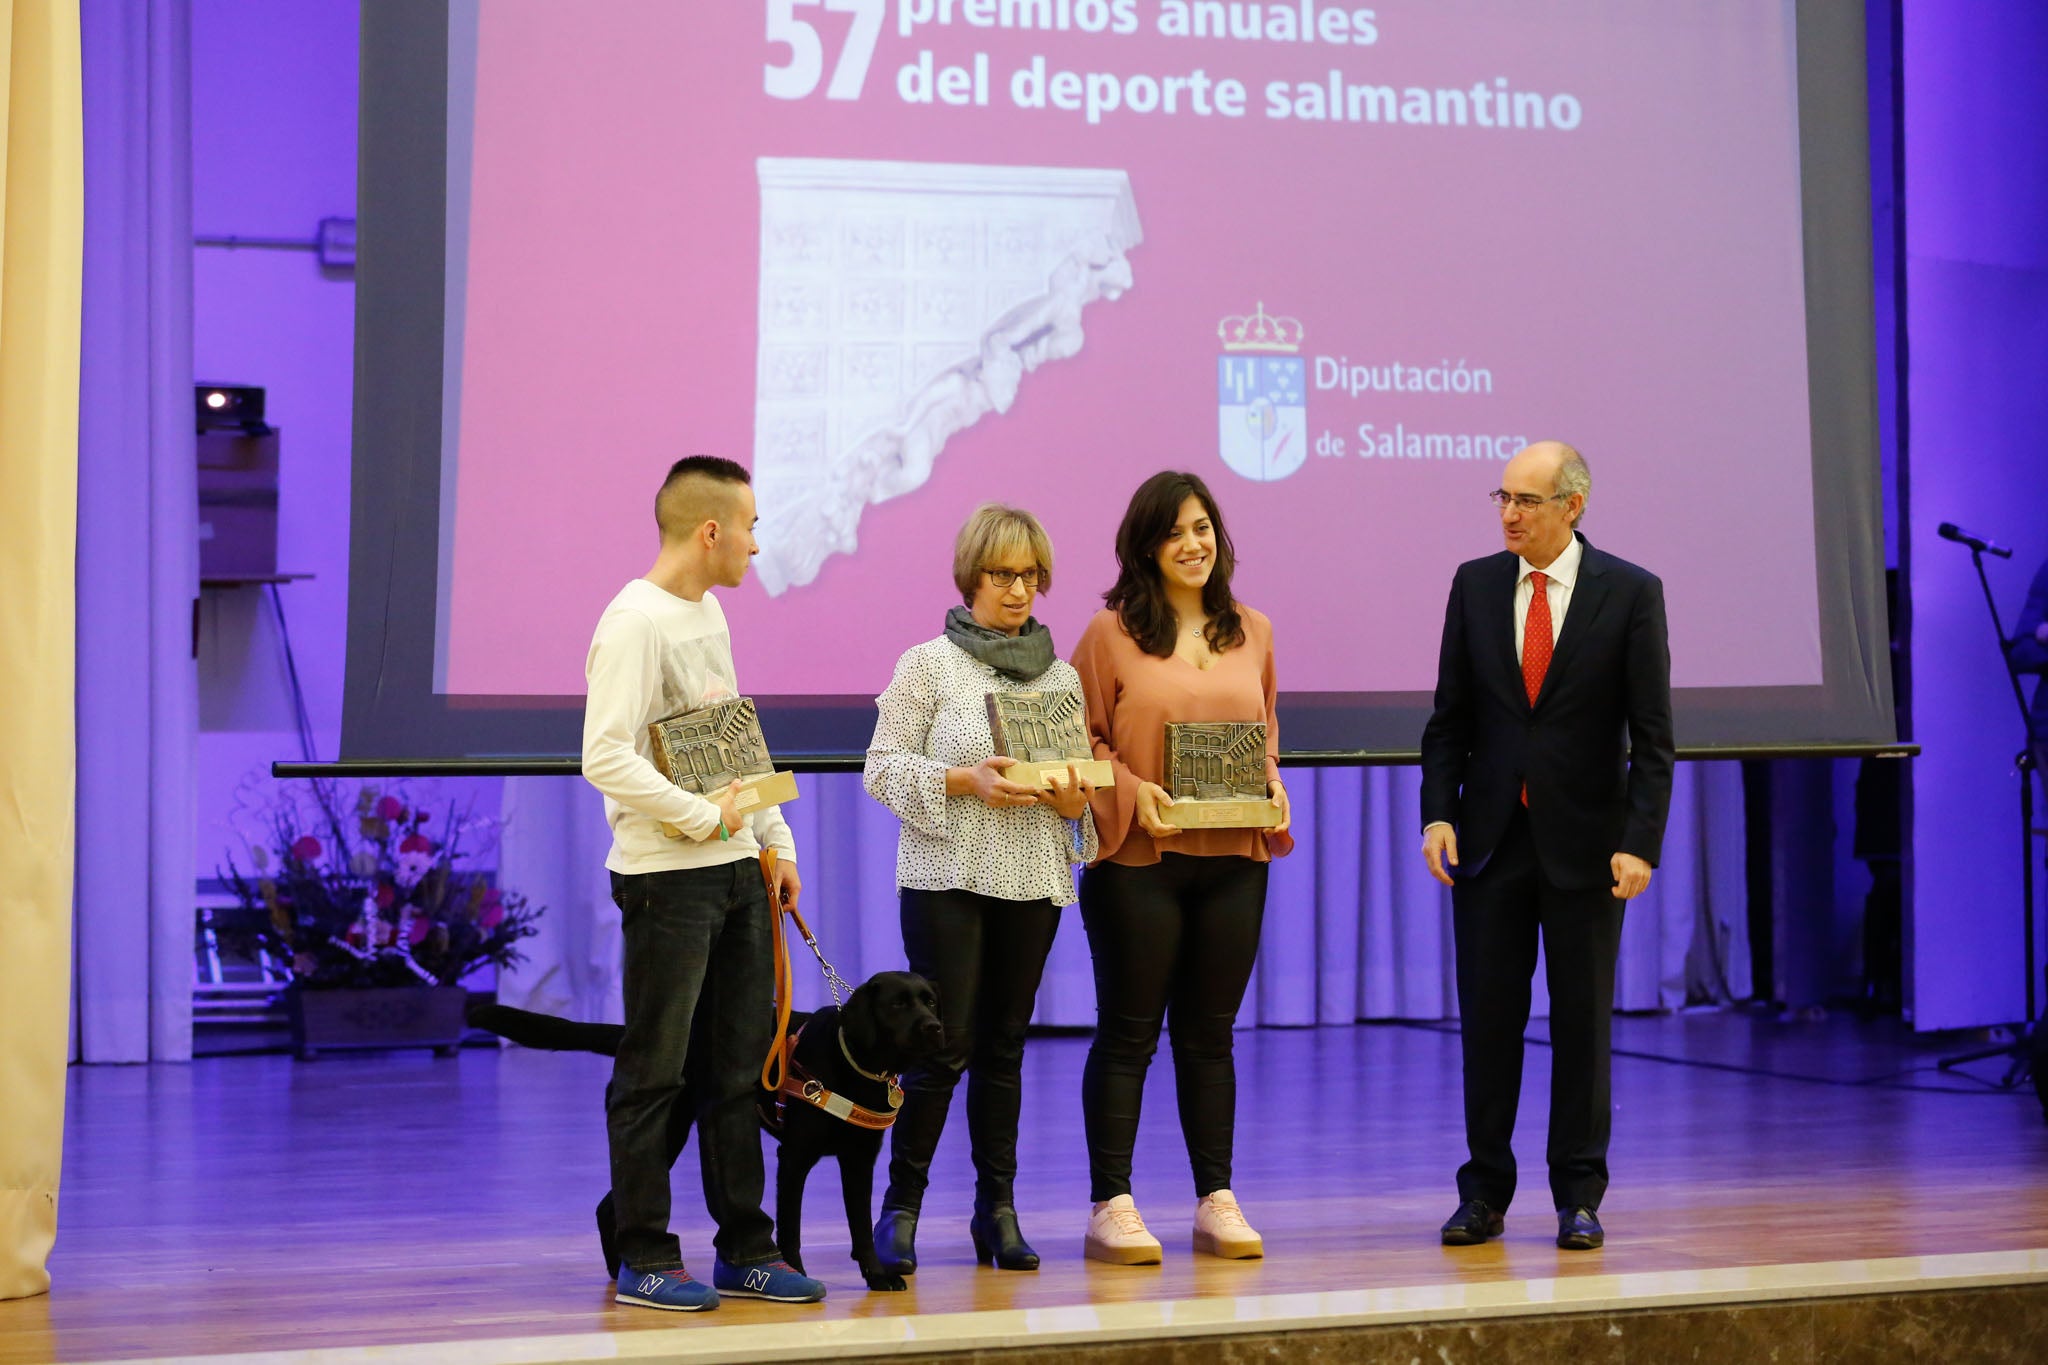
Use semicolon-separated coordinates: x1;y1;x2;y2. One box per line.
441;0;1818;702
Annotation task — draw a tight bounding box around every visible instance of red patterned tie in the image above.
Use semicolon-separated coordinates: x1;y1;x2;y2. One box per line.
1523;570;1553;704
1521;571;1551;806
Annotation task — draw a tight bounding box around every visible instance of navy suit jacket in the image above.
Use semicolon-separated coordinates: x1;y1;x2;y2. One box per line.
1419;533;1675;891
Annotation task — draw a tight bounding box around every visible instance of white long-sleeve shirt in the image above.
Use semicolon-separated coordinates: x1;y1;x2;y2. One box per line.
863;637;1097;906
582;579;795;875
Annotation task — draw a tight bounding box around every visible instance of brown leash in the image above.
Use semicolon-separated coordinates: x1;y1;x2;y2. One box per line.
757;848;855;1094
760;849;797;1094
756;849;898;1127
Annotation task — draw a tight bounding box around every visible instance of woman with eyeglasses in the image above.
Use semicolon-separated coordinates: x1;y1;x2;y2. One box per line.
1069;470;1292;1265
863;503;1098;1277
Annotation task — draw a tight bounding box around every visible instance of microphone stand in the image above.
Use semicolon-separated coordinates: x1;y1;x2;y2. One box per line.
1935;541;2041;1094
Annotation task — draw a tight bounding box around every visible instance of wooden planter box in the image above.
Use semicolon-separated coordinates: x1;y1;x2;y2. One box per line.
286;986;470;1060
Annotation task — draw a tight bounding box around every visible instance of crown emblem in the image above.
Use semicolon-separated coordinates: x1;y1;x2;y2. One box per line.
1217;301;1304;353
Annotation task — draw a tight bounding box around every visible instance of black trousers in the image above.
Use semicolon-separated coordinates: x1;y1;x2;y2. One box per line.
606;863;779;1272
882;887;1061;1213
1451;807;1625;1213
1079;854;1269;1203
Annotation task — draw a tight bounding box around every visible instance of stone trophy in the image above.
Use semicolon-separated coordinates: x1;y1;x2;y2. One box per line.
985;690;1115;791
647;696;799;838
1159;721;1282;829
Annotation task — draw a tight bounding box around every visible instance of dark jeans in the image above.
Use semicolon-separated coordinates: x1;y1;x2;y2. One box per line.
1451;806;1625;1213
606;862;778;1272
882;887;1060;1214
1079;853;1268;1203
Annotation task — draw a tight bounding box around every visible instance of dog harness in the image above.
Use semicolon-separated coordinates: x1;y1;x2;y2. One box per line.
776;1023;904;1131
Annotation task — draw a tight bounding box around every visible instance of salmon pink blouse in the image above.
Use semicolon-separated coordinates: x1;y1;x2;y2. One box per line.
1071;605;1293;867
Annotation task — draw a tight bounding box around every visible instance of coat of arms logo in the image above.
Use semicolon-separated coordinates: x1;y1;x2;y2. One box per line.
1216;302;1307;482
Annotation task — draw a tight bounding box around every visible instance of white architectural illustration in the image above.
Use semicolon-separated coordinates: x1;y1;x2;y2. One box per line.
751;158;1143;594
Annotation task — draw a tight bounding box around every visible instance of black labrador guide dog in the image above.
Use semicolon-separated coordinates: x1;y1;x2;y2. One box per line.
470;970;943;1292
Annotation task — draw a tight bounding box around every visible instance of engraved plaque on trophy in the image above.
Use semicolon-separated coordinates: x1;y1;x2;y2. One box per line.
647;696;800;837
1158;721;1282;829
985;690;1115;791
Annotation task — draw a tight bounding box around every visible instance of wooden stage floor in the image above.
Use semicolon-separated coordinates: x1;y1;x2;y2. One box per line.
5;1013;2047;1363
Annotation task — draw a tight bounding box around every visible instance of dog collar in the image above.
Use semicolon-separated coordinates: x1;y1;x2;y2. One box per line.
838;1029;898;1089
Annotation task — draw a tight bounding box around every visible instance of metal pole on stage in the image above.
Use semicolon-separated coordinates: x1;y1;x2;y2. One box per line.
1935;538;2041;1092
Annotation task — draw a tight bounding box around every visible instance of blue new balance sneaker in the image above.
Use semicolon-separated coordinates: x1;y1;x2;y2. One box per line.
616;1262;719;1311
712;1257;827;1302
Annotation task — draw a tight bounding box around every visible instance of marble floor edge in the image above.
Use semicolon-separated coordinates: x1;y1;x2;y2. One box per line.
88;1247;2048;1365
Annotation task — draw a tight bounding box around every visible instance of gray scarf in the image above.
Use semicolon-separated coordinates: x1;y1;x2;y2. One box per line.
944;605;1056;682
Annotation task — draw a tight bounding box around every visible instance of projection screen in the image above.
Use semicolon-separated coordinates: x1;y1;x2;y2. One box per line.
341;0;1894;765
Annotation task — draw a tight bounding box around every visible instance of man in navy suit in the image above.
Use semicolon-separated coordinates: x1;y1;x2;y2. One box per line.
1419;441;1674;1251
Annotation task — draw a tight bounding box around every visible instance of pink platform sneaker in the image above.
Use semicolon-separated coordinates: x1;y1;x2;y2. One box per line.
1192;1189;1264;1259
1084;1195;1164;1265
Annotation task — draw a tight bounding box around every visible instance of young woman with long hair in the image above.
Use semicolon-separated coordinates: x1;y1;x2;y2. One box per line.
1070;470;1292;1265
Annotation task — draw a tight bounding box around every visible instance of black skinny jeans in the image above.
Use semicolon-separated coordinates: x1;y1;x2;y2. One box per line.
606;862;779;1272
1079;853;1269;1203
882;887;1061;1214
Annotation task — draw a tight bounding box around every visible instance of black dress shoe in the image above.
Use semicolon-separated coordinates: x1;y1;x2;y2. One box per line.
1556;1206;1604;1250
969;1204;1041;1271
1440;1199;1505;1246
875;1207;919;1275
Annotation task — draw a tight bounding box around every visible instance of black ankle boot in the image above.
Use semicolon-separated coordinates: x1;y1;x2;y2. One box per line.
969;1204;1040;1271
875;1207;919;1275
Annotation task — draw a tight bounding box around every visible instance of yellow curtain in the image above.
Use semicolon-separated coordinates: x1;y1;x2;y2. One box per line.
0;0;83;1302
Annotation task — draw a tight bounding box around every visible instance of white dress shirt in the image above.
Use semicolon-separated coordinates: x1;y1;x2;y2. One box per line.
1422;533;1587;838
1513;533;1584;663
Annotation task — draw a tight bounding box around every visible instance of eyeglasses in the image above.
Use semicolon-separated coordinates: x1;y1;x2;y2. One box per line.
983;568;1044;589
1487;489;1568;512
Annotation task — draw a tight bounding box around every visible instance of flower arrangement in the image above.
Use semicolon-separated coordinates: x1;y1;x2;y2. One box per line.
219;780;542;990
